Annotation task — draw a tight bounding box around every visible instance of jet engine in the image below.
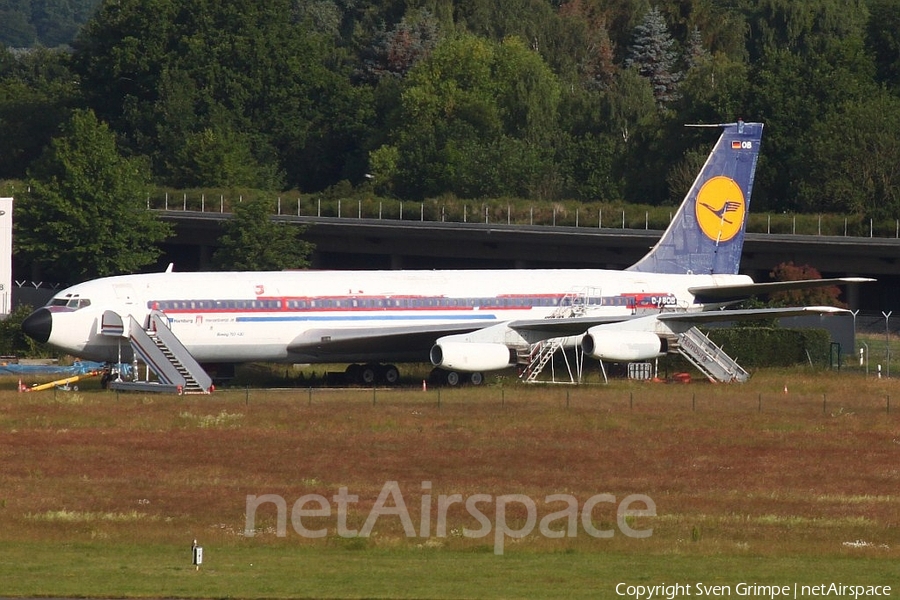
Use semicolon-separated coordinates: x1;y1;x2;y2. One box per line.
581;328;664;361
430;342;514;372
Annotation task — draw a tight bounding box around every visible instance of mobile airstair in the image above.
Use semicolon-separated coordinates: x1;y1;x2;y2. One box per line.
100;310;213;394
518;288;596;384
675;327;749;383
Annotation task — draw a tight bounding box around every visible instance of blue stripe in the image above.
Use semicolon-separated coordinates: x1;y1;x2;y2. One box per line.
235;314;498;323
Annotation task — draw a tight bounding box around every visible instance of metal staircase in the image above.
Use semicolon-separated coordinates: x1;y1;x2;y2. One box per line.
519;338;567;383
102;310;213;394
551;288;597;319
675;327;749;383
518;288;596;383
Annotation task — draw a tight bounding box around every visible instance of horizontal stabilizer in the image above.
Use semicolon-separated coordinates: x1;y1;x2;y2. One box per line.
658;305;850;324
689;277;875;304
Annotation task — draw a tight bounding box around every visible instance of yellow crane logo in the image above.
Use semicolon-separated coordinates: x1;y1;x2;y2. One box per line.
695;176;745;242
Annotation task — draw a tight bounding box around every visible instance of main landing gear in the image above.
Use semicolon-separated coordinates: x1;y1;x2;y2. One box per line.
342;364;485;386
429;368;484;387
344;363;400;385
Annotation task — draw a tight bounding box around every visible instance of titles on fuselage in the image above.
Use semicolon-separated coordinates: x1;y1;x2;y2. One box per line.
148;292;680;313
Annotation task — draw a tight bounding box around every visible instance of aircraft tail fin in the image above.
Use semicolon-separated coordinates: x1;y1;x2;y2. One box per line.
626;120;764;275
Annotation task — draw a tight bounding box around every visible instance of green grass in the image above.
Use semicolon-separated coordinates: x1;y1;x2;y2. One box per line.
2;370;899;598
1;543;897;599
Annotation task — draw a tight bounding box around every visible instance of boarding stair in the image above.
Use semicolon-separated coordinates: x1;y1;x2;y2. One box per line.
519;338;567;383
674;327;749;383
518;288;596;383
101;310;213;394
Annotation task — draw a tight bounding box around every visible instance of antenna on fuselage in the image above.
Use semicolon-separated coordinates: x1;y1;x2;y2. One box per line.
165;263;174;273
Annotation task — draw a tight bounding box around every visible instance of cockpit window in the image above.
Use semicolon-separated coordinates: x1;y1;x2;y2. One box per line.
48;295;91;310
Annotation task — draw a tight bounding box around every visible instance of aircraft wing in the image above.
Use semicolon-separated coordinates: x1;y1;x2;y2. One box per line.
287;321;492;362
289;315;652;363
290;304;851;361
507;304;852;335
689;277;874;304
657;305;851;324
508;314;644;335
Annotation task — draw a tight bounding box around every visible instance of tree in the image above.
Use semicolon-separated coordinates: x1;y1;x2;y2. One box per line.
744;0;870;63
0;0;100;47
376;34;562;199
211;199;312;271
358;10;440;82
743;0;876;212
604;67;657;143
0;5;37;47
796;92;900;219
656;0;747;61
16;109;171;281
168;124;283;190
0;304;51;357
866;0;900;91
674;52;749;126
768;262;845;308
684;26;708;70
555;0;619;88
0;47;79;179
625;6;682;107
72;0;373;191
556;130;623;201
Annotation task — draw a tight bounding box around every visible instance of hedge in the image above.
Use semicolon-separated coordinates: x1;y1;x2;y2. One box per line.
703;327;831;368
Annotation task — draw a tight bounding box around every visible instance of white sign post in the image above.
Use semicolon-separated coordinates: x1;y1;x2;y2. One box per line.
192;539;203;571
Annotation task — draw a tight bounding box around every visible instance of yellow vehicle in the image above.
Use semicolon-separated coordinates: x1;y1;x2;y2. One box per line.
19;369;102;392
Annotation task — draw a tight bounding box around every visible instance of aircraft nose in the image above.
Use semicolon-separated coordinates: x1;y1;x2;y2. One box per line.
22;308;52;344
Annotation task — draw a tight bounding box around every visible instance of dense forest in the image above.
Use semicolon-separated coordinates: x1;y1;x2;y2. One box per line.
0;0;100;47
2;0;900;280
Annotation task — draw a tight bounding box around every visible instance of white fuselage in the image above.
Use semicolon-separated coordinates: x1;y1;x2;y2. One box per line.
39;269;751;364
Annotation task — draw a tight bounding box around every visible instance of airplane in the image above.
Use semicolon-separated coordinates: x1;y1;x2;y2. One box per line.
21;121;871;388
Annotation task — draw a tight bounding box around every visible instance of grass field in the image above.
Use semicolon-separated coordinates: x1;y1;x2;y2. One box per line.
1;369;898;598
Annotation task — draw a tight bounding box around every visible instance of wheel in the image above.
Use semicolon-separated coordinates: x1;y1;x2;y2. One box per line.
344;364;362;384
360;364;378;385
445;371;461;386
469;372;484;386
381;365;400;385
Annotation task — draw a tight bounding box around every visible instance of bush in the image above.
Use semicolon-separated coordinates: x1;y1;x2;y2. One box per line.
704;328;831;368
0;304;56;357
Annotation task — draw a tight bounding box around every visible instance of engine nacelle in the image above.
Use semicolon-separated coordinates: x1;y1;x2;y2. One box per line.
581;328;664;361
430;342;514;372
